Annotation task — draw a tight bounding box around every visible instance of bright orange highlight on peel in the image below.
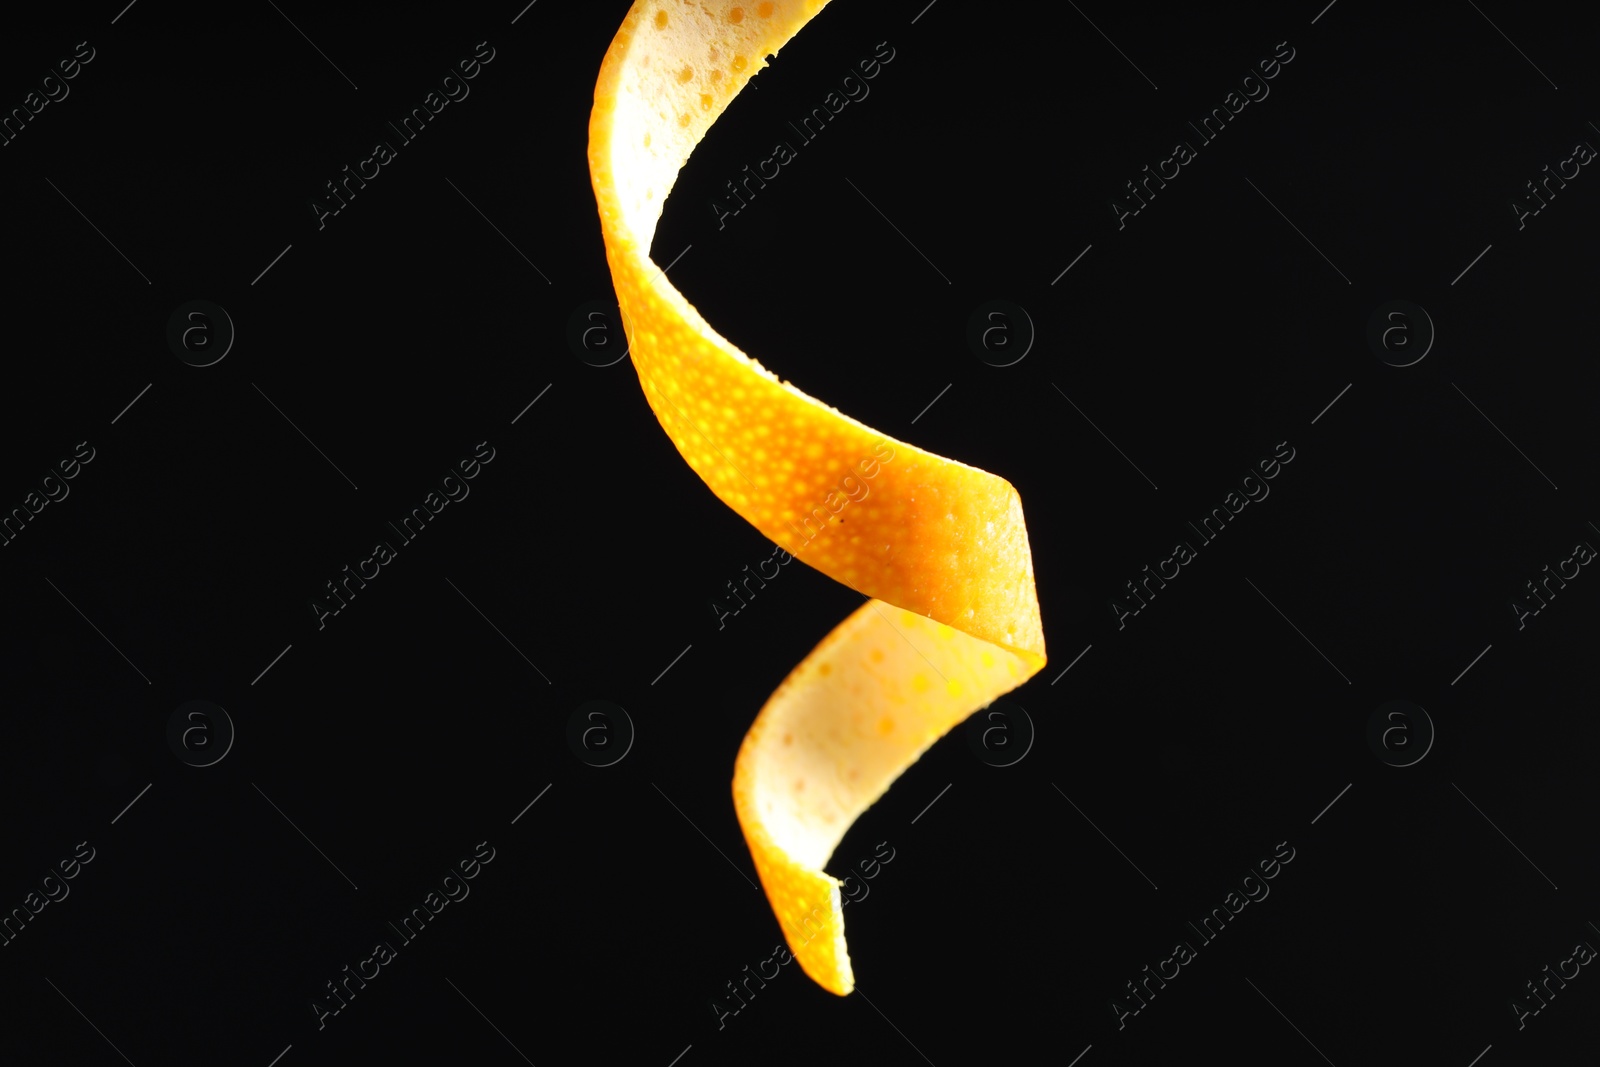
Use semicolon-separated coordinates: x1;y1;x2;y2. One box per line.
588;0;1046;996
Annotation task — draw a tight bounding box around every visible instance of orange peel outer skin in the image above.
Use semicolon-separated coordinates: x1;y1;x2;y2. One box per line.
588;0;1045;996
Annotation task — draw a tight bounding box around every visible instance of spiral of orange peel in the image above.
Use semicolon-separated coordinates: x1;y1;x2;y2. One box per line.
588;0;1046;995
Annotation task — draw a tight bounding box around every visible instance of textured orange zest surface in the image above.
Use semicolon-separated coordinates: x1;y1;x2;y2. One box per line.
587;0;1045;995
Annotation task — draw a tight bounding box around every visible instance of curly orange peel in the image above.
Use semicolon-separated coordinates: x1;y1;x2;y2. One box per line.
588;0;1045;995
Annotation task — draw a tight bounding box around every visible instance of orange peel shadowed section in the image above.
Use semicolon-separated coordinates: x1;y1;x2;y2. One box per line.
588;0;1045;995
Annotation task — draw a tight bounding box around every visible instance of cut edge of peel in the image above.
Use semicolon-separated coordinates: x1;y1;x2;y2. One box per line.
588;0;1046;997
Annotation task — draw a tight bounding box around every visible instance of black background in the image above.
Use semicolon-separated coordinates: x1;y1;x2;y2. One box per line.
2;1;1598;1064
